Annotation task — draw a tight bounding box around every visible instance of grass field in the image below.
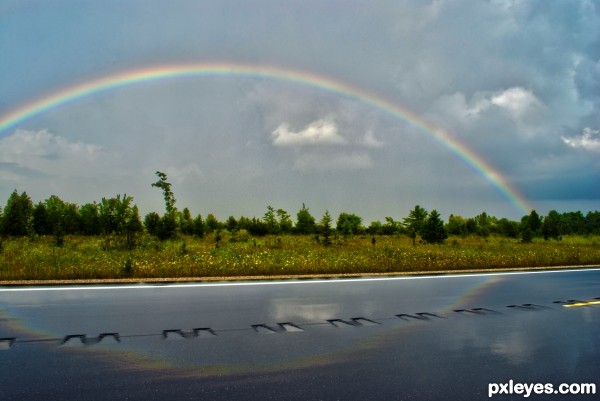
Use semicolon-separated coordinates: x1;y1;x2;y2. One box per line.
0;233;599;281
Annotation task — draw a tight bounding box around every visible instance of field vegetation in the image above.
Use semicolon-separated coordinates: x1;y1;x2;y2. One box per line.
1;172;599;281
0;233;599;281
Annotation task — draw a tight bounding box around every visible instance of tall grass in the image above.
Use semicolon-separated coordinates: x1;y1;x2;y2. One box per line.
0;234;599;280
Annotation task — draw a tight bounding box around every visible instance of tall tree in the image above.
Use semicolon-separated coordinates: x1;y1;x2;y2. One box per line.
421;209;448;244
496;218;519;238
124;205;143;248
156;213;177;241
151;172;177;240
381;217;399;235
33;202;51;235
367;220;382;235
1;190;33;236
225;215;238;233
585;211;600;235
193;214;205;238
318;210;333;246
205;213;220;233
542;211;561;241
44;195;66;236
263;206;279;234
79;203;101;235
151;171;177;216
144;212;161;236
465;218;478;235
521;210;541;236
403;205;428;245
559;211;585;235
475;212;492;238
447;214;467;236
61;202;80;234
98;194;134;235
295;203;316;234
276;209;293;234
585;210;600;235
179;208;195;235
336;213;363;236
247;217;268;236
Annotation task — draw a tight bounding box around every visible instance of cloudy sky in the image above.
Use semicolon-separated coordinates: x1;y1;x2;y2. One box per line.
0;0;598;223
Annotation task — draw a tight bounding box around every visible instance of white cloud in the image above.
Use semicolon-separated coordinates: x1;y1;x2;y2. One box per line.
490;87;542;117
271;119;346;147
270;118;379;172
434;87;542;123
562;127;600;153
429;86;546;140
0;129;102;161
0;129;112;177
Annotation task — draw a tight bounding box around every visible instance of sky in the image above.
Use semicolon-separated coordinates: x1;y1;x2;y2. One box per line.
0;0;598;224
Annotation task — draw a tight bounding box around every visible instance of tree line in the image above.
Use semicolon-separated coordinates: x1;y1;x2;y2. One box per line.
1;172;599;247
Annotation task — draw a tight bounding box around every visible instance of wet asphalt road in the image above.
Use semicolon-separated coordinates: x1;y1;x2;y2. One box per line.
1;269;599;400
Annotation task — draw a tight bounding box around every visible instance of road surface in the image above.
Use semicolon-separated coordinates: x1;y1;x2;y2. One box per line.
1;268;599;400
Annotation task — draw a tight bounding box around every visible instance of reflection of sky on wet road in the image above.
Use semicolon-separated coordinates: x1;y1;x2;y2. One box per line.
1;269;599;400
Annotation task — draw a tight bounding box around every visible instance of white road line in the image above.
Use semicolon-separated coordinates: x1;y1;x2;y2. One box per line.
0;268;598;292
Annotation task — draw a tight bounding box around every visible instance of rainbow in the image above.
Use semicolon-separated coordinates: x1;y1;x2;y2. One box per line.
0;62;532;214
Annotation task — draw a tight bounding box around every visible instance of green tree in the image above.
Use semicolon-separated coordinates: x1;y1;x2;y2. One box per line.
447;214;467;236
421;209;448;244
381;217;399;235
529;210;542;233
61;202;80;234
521;210;542;238
465;218;478;235
542;211;561;241
225;215;238;233
78;203;101;235
98;194;134;235
475;212;490;238
318;210;333;246
97;194;143;247
247;217;268;236
179;208;195;235
1;190;33;236
193;214;205;238
559;211;585;235
263;206;279;234
33;202;51;235
124;205;143;248
367;220;382;235
336;212;363;236
144;212;161;236
151;171;177;215
585;211;600;235
150;172;178;240
205;213;220;234
403;205;428;245
295;203;316;234
496;218;519;238
44;195;66;236
276;209;293;234
156;213;177;241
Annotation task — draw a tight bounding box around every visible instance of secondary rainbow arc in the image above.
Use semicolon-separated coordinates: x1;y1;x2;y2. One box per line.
0;62;532;214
